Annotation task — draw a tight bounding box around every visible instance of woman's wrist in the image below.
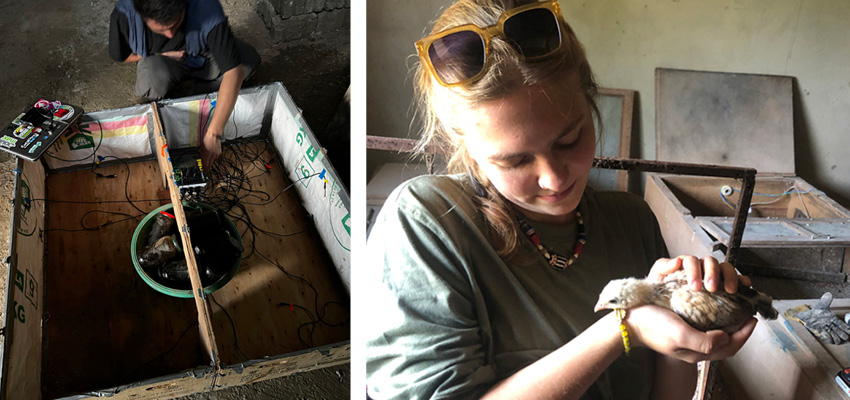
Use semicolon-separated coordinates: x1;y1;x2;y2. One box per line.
205;131;223;141
598;310;633;356
619;305;652;349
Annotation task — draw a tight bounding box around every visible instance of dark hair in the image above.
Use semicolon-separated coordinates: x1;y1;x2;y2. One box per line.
133;0;187;23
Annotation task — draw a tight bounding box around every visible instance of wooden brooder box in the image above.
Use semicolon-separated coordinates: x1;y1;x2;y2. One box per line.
645;69;850;282
0;83;351;399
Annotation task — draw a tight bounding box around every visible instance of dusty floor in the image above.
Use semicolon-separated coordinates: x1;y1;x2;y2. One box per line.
0;0;349;398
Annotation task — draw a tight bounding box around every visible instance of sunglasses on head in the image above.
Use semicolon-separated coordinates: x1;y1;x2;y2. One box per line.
416;0;565;88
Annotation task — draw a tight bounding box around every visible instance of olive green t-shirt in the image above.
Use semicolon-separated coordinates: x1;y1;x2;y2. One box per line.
366;174;668;399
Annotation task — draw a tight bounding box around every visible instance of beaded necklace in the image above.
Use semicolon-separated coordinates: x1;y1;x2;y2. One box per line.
518;211;587;270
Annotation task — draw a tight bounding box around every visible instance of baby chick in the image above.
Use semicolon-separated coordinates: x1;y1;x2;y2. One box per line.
595;271;778;333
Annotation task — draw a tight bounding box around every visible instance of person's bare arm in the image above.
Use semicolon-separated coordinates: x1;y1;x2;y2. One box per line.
480;257;757;400
159;50;185;62
201;65;244;167
480;306;754;400
651;354;698;400
123;54;142;63
481;312;623;399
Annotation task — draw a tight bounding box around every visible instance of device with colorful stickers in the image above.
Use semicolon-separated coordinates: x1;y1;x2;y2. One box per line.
0;99;84;161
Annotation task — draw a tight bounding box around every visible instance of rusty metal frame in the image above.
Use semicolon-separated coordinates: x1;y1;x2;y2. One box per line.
592;157;756;265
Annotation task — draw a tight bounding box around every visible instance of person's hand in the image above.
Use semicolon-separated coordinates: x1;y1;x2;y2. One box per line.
626;305;757;363
201;131;221;169
159;50;186;62
648;256;751;294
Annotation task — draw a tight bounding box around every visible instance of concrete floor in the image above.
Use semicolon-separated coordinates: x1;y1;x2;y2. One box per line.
0;0;349;398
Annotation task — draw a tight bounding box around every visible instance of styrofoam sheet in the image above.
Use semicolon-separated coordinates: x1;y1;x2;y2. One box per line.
268;83;351;292
159;86;270;149
44;104;153;170
1;159;47;399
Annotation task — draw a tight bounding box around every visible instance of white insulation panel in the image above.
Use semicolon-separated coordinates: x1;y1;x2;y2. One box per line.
44;104;153;170
268;84;351;292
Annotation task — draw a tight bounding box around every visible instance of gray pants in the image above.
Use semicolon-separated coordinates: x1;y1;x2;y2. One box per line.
135;39;261;100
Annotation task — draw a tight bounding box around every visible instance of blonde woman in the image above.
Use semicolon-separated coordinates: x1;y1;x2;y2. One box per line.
365;1;757;398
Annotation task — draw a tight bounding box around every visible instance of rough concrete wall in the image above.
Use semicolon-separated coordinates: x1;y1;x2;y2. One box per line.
567;0;850;205
259;0;350;42
366;0;449;179
367;0;850;207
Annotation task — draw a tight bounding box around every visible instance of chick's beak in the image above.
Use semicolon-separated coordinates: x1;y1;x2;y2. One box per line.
594;302;608;313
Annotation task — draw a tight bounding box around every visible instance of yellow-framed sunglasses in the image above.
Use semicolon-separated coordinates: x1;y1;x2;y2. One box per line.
415;0;564;88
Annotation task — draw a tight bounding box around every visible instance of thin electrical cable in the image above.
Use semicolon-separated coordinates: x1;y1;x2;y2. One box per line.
277;302;318;347
731;186;824;197
128;321;199;380
92;155;152;215
238;172;321;206
721;185;824;211
43;210;146;232
209;293;250;362
255;247;349;347
720;192;736;210
45;119;104;162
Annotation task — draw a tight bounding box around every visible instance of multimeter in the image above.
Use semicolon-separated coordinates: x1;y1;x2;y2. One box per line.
0;99;83;161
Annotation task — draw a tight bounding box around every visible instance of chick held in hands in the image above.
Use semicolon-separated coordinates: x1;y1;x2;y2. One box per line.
595;270;778;333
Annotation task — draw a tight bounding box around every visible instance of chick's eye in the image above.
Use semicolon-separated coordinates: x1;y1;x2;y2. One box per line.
608;299;617;304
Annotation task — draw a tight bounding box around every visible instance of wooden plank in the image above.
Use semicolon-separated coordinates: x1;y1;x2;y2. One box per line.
366;136;427;154
844;248;850;276
720;314;823;400
42;160;209;398
784;177;850;219
203;145;349;365
644;174;721;259
781;220;821;237
77;342;349;400
214;343;349;390
737;262;845;283
592;88;634;192
698;217;850;247
154;129;169;189
70;367;217;400
150;103;221;373
3;159;46;400
765;299;850;399
617;89;633;192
